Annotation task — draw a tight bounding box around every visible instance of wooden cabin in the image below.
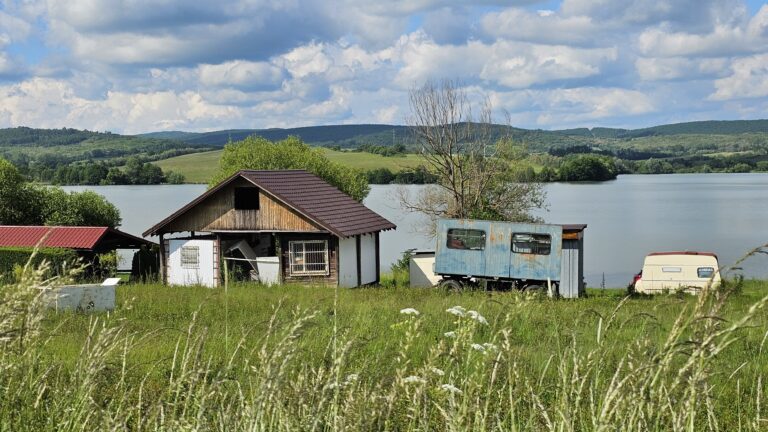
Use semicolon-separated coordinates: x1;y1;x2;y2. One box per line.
143;170;396;287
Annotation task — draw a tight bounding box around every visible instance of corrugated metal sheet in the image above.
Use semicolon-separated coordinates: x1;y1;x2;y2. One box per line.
0;226;154;250
144;170;396;238
0;226;108;249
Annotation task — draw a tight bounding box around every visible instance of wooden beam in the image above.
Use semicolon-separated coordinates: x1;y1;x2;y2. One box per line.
356;235;361;287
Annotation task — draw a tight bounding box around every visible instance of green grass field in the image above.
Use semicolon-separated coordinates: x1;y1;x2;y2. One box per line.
2;267;767;430
153;149;424;183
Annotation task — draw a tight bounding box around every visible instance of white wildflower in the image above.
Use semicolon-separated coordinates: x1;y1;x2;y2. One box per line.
344;373;359;385
470;343;486;352
400;307;420;316
403;375;426;384
443;331;456;338
440;383;463;395
430;367;445;376
467;310;488;325
446;306;466;317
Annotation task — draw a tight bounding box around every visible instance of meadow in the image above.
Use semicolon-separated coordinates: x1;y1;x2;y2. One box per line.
153;148;424;183
2;260;768;431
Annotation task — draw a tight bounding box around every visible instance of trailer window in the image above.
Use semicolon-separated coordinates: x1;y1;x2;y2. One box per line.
289;240;329;276
512;233;551;255
447;229;486;250
697;267;715;278
180;246;199;269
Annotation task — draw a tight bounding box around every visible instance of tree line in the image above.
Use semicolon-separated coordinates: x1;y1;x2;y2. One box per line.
0;158;121;227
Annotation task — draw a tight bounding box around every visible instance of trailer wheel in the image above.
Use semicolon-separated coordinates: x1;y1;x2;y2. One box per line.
523;284;544;294
439;279;464;292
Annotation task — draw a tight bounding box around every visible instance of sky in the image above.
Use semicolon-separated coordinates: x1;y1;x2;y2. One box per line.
0;0;767;134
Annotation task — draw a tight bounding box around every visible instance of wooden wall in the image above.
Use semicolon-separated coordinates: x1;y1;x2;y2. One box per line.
167;178;323;233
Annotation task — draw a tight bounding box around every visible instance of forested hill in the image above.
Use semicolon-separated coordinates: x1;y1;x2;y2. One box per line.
140;119;768;149
554;120;768;139
0;127;215;182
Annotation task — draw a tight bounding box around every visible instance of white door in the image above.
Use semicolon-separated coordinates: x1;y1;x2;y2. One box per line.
168;239;216;287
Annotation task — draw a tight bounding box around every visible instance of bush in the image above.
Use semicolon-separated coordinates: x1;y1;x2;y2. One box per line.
0;247;79;281
558;154;618;181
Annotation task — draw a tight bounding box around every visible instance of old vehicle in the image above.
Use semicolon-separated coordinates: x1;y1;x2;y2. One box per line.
433;218;587;298
629;251;721;294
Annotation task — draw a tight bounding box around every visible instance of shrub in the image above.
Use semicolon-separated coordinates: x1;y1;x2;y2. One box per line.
0;247;79;281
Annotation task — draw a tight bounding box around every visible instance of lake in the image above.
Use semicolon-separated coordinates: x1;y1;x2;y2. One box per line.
63;173;768;287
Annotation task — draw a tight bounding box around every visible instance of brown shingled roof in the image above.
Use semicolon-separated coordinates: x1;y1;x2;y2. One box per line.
144;170;396;238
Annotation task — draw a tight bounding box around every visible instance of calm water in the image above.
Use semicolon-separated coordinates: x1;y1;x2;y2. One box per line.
63;173;768;287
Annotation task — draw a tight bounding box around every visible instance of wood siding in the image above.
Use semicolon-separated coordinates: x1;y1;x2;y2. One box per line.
166;178;323;233
279;233;338;285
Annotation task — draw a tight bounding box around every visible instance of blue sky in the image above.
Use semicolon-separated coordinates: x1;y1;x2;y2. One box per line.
0;0;767;134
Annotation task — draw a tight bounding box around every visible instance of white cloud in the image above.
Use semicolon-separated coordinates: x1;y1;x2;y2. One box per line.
198;60;284;90
481;8;599;46
637;5;768;58
0;78;240;133
394;33;616;89
0;0;766;133
710;54;768;100
635;57;729;81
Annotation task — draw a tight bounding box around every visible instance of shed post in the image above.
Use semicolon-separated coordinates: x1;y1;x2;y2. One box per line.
158;232;166;285
355;235;362;287
374;231;380;285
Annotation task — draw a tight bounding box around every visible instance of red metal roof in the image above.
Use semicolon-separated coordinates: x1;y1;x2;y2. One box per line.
144;170;397;238
0;226;153;250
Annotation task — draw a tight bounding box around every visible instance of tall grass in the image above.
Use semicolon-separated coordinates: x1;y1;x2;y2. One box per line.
1;253;767;430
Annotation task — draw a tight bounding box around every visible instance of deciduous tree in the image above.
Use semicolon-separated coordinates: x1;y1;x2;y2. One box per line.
211;135;369;201
399;80;546;234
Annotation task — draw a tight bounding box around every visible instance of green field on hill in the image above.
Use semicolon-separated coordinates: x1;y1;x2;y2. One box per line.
2;272;766;430
153;148;425;183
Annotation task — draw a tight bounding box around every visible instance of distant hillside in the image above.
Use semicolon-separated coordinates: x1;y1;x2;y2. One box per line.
0;126;214;179
554;120;768;139
148;119;768;150
621;120;768;137
138;131;201;141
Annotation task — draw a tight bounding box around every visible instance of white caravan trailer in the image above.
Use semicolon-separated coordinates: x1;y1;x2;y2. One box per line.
630;251;721;294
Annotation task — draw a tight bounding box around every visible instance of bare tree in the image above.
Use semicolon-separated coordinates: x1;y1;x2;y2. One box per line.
399;80;546;236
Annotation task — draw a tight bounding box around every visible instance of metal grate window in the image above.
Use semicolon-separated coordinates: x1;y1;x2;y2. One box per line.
180;246;200;269
289;240;329;276
512;233;551;255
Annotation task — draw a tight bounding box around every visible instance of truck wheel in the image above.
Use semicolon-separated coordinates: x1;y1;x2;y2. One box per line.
439;279;464;292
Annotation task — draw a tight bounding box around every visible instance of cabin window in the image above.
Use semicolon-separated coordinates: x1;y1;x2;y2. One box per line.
447;229;486;250
697;267;715;278
512;233;551;255
180;246;199;269
289;240;329;276
234;187;260;210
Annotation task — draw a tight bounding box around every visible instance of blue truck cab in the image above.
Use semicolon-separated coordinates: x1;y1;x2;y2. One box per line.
434;218;586;297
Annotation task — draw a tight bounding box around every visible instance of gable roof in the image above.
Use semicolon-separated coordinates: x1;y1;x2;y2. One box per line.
0;226;155;250
143;170;396;238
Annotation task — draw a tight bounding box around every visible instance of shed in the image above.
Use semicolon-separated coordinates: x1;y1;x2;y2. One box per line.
143;170;396;287
0;225;154;253
0;225;157;277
